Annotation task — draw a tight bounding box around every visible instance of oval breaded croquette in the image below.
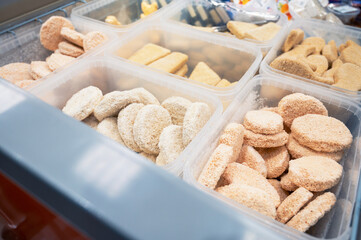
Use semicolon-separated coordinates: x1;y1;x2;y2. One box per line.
97;117;124;145
244;110;283;135
277;93;328;128
58;41;84;58
60;27;84;47
222;163;280;207
183;102;211;146
156;125;184;166
280;173;298;192
130;88;160;105
161;96;192;125
0;63;33;83
237;145;267;178
268;179;289;203
286;192;336;232
288;156;343;192
133;105;171;154
62;86;103;121
30;61;52;80
216;184;276;219
291;114;352;153
46;53;75;71
244;129;288;148
276;187;313;223
117;103;144;152
219;123;245;162
257;146;290;179
40;16;74;51
83;31;107;52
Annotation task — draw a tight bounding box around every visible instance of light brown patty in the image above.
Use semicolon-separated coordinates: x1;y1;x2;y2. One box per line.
244;129;288;148
244;110;284;135
268;179;289;203
30;61;52;80
257;146;290;178
40;16;74;51
0;63;33;83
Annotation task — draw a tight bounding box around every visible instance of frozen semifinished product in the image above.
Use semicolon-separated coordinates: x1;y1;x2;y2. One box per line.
244;129;288;148
60;27;84;47
268;179;289;203
83;31;107;52
226;21;257;39
161;96;192;126
257;146;289;179
130;88;160;105
128;43;171;65
244;22;281;42
301;37;326;54
62;86;103;121
30;61;52;80
280;173;298;192
46;53;75;71
58;41;84;58
156;125;185;166
282;29;304;52
339;43;361;67
219;123;245;162
97;117;124;145
322;40;338;64
244;110;283;135
333;63;361;91
306;55;328;75
0;63;33;83
148;52;188;74
174;64;188;77
189;62;221;86
40;16;74;51
238;145;267;178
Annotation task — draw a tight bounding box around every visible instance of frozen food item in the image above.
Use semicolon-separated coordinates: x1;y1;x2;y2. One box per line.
277;93;328;128
0;63;33;83
46;53;75;71
97;117;124;145
286;192;336;232
60;27;84;47
148;52;188;73
301;37;326;54
267;179;289;203
244;22;281;42
226;21;258;39
339;43;361;67
161;96;192;126
82;115;99;129
276;187;313;223
15;80;35;88
83;31;108;52
237;145;267;178
58;41;84;57
30;61;52;80
40;16;74;51
62;86;103;121
118;103;144;152
156;125;185;166
333;63;361;91
282;29;304;52
291;114;353;152
257;146;289;179
215;79;231;87
322;59;343;78
198;144;234;190
128;43;171;65
105;15;121;25
139;152;156;163
131;88;160;105
174;64;188;77
216;184;276;219
288;156;343;192
244;110;283;135
133;104;172;154
244;129;288;148
189;62;221;86
183;102;211;146
282;45;316;58
141;1;158;18
280;173;298;192
306;55;328;75
219;123;245;162
322;40;338;64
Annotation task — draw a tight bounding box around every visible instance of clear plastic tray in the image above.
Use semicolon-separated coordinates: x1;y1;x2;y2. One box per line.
71;0;178;33
260;19;361;100
184;74;361;239
29;56;223;176
161;0;289;56
106;21;262;102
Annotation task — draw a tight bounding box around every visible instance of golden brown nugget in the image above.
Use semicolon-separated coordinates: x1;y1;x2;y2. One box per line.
238;145;267;178
0;63;33;83
83;31;107;52
288;156;343;192
97;117;124;145
62;86;103;121
40;16;74;51
322;40;338;64
130;88;160;105
148;52;188;74
268;179;289;203
118;103;144;152
291;114;352;152
338;43;346;53
198;144;234;190
161;96;192;126
216;79;231;87
222;163;280;207
58;41;84;57
156;125;185;166
216;184;276;219
244;110;283;135
339;44;361;67
60;27;84;47
46;53;75;71
301;37;326;54
280;173;298;192
183;102;211;146
333;63;361;91
277;93;328;128
244;129;288;148
139;152;156;163
244;22;281;42
219;123;245;162
174;64;188;77
15;80;35;88
30;61;52;80
306;55;328;75
276;187;313;223
133;105;172;154
322;59;343;78
282;29;304;52
286;192;336;232
82;115;99;129
128;43;171;65
226;21;257;39
257;146;290;179
282;45;316;58
287;134;344;162
189;62;221;86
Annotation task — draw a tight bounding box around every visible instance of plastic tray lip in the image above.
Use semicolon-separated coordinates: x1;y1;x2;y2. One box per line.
260;18;361;100
30;55;224;176
184;73;361;240
105;20;263;98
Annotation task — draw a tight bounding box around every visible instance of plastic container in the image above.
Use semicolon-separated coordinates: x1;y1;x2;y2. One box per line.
161;0;289;56
327;3;360;24
261;19;361;100
71;0;178;34
29;56;223;176
184;74;361;239
106;21;262;106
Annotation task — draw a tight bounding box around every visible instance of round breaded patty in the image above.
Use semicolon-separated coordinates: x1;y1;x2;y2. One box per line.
60;27;84;47
257;146;290;178
58;41;84;57
268;179;289;203
97;117;124;145
161;96;192;125
0;63;33;83
280;173;298;192
156;125;184;166
244;129;288;148
288;156;343;192
83;31;107;52
238;145;267;178
30;61;52;80
40;16;74;51
244;110;283;135
291;114;352;152
219;123;245;162
130;88;160;105
46;53;75;71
